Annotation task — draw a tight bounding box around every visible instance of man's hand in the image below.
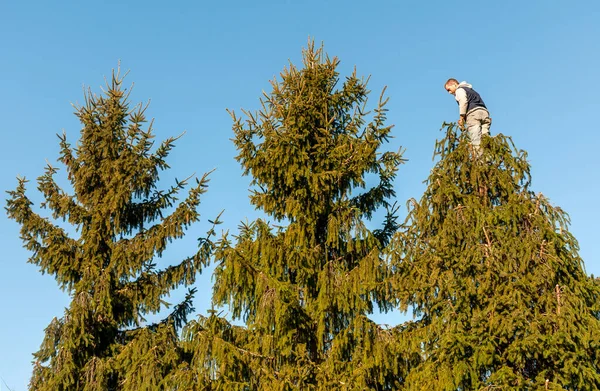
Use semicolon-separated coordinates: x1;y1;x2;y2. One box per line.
458;116;465;129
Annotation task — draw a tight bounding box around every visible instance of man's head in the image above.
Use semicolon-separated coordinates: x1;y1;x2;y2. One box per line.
444;78;459;95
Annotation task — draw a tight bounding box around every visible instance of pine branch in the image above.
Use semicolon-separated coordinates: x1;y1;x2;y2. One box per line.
6;178;81;289
38;162;87;224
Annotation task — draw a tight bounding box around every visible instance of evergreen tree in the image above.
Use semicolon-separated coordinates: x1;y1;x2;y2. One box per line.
390;125;600;390
183;42;406;390
5;70;217;391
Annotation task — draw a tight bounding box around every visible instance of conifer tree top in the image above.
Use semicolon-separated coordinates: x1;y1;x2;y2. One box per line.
201;42;406;390
231;41;401;225
5;69;217;391
390;125;600;389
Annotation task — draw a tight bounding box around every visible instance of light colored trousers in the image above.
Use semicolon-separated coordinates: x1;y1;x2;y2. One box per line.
466;109;491;151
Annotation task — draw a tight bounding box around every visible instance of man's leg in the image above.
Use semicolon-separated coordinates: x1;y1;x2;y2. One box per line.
480;111;491;136
466;109;491;158
466;113;483;149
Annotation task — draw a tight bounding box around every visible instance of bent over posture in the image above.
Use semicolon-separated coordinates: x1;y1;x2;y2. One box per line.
444;78;491;153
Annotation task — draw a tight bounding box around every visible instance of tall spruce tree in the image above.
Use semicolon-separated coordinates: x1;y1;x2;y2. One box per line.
181;42;406;390
5;70;216;391
390;125;600;390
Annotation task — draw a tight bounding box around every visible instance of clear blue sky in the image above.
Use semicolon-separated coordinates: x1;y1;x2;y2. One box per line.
1;1;599;389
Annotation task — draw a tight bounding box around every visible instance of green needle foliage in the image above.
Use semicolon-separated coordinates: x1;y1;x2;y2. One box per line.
190;42;405;390
390;125;600;390
6;69;217;391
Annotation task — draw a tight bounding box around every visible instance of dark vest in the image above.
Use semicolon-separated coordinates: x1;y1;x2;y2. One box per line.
458;86;487;113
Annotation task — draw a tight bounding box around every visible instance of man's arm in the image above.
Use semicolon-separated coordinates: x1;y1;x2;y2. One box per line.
455;88;467;128
455;88;468;116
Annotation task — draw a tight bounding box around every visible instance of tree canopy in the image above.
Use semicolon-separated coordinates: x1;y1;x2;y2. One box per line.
6;46;600;391
389;125;600;390
6;70;217;391
178;41;406;390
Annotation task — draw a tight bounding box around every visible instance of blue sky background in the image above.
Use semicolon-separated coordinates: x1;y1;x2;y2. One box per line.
1;1;599;389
